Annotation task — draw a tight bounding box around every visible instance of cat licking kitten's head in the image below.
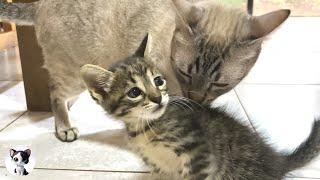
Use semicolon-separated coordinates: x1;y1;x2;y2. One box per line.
81;36;169;123
172;0;290;103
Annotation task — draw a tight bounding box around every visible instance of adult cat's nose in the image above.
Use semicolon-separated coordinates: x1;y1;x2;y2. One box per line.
188;91;204;103
149;96;162;104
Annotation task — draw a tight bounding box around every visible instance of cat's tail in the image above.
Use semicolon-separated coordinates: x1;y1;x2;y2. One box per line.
283;119;320;173
0;0;39;26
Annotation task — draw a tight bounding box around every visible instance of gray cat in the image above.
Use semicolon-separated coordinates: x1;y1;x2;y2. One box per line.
0;0;290;142
80;36;320;180
171;0;290;103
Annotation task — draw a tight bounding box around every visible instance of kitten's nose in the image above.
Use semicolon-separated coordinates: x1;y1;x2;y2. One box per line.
149;96;162;105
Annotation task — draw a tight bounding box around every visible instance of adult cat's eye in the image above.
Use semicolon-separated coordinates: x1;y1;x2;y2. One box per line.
127;87;142;98
154;76;165;86
212;82;229;87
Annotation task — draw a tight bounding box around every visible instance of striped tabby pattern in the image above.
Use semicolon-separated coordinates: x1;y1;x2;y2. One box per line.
177;37;231;103
172;0;289;104
81;37;320;179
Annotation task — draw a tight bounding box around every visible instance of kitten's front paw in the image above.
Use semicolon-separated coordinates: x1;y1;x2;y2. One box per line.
56;127;79;142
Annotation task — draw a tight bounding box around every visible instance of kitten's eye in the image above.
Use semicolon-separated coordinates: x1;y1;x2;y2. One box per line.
127;87;142;98
154;76;165;86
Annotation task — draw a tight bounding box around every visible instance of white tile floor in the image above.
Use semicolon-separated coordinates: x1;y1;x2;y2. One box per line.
0;17;319;179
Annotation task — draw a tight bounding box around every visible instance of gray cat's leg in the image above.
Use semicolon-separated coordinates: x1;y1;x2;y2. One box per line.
67;96;79;110
50;90;79;142
48;78;82;142
40;47;84;142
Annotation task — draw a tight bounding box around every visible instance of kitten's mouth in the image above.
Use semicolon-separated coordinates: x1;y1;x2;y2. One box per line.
152;103;165;113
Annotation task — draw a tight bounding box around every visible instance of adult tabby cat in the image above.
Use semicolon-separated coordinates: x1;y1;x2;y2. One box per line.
0;0;289;141
81;36;320;180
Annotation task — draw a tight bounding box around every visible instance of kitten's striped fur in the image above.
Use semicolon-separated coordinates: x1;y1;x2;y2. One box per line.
81;37;320;180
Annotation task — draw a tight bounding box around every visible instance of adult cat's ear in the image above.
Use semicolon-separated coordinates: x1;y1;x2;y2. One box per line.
249;9;290;39
172;0;203;25
134;34;150;58
80;64;114;102
10;149;16;157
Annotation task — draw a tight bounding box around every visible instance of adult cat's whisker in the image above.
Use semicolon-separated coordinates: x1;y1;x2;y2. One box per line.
171;96;203;110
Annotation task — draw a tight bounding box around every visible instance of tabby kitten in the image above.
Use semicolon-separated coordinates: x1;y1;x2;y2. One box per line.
81;36;320;180
0;0;290;142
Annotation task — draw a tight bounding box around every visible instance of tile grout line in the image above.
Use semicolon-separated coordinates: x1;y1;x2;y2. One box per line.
233;89;257;133
241;83;320;86
286;177;320;179
234;88;320;179
0;80;22;82
0;111;27;132
34;168;150;174
2;165;320;179
1;166;319;179
0;165;150;174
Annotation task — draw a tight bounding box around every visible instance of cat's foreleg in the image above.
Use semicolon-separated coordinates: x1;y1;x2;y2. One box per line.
67;95;79;110
50;83;79;142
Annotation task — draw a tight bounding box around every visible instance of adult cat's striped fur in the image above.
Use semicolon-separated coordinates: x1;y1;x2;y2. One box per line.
0;0;289;141
172;0;290;103
81;36;320;180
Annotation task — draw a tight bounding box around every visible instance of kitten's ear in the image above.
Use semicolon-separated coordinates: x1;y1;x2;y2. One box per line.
249;9;290;39
134;34;149;58
80;64;114;102
24;149;31;156
172;0;203;25
10;149;16;157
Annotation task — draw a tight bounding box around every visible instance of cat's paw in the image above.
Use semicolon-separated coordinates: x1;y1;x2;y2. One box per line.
56;127;79;142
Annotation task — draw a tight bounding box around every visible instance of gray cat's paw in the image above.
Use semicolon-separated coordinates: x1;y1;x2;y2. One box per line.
56;127;79;142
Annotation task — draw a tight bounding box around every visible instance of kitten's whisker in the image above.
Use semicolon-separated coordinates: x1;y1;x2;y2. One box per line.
140;112;150;143
134;117;140;139
181;97;204;110
144;105;153;109
172;101;189;111
146;119;159;139
177;100;194;111
142;119;149;142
